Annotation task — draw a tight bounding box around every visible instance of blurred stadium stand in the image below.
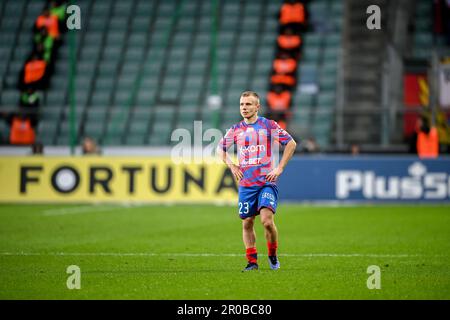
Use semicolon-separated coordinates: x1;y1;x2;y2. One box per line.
4;0;285;146
0;0;449;154
291;0;342;148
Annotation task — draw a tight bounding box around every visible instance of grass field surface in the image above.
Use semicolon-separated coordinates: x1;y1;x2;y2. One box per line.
0;204;449;299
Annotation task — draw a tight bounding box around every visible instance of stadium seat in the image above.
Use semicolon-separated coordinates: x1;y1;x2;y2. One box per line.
0;0;341;147
84;122;104;139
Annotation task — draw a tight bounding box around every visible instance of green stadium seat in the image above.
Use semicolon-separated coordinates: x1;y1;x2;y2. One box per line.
298;64;318;84
177;111;198;132
2;16;20;32
95;77;115;91
325;33;341;47
128;33;147;47
294;94;315;108
41;106;62;121
114;90;131;106
196;33;211;46
154;107;176;123
323;47;339;60
315;111;333;125
121;62;141;76
84;122;104;139
319;76;337;91
103;46;122;61
102;134;123;146
37;131;56;145
187;60;207;76
317;92;336;107
414;33;433;47
177;18;196;32
1;90;20;106
191;50;209;62
175;118;195;132
37;119;58;136
136;0;154;13
8;60;24;74
302;47;321;63
330;1;343;15
125;133;146;146
46;92;66;107
91;91;111;106
184;77;204;91
75;76;94;91
218;32;235;45
86;108;108;122
304;34;322;47
293;111;311;129
58;121;81;139
105;118;126;138
72;90;89;108
135;89;155;106
222;110;241;125
132;105;152;117
416;1;431;15
98;61;117;77
321;61;337;74
128;119;149;136
149;122;173;145
84;32;103;45
117;74;136;91
415;18;431;32
62;105;84;121
27;1;46;15
124;47;145;61
4;1;26;16
413;48;431;59
166;62;185;78
106;31;126;46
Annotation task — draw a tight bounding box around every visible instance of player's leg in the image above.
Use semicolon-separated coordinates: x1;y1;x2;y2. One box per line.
257;185;280;270
242;216;256;249
260;208;280;270
242;216;259;271
239;186;259;271
260;207;278;244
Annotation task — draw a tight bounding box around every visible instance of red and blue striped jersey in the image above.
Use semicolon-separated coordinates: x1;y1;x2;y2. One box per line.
219;116;293;187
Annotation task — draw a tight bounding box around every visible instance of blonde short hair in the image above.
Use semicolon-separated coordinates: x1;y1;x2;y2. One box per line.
240;91;260;105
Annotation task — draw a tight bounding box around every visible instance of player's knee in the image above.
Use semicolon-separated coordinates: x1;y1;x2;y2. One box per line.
242;218;254;230
261;217;274;230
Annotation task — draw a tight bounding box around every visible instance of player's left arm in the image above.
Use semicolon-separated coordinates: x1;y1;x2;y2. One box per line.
266;121;297;182
266;139;296;182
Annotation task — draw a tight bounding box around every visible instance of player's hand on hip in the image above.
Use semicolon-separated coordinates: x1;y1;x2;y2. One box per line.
229;164;243;181
266;167;283;182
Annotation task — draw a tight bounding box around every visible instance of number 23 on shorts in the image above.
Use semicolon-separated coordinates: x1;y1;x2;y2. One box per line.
239;202;249;214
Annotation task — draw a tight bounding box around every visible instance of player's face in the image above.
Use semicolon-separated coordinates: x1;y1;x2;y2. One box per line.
240;96;260;119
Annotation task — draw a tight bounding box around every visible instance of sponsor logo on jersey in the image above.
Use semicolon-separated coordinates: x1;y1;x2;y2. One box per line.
241;158;263;166
239;144;266;155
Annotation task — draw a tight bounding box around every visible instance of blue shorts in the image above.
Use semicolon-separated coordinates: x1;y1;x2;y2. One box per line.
238;184;279;219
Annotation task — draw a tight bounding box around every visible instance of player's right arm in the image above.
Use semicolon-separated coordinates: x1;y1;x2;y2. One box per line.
217;126;243;181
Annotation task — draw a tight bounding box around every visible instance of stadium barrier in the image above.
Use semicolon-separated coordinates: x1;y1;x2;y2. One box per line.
279;156;450;202
0;157;238;203
0;156;449;203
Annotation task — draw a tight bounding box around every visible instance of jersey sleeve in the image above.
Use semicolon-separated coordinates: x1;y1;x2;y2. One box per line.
219;126;235;151
269;120;293;146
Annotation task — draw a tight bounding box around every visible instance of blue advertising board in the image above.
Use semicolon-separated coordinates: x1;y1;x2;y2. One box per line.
278;156;450;202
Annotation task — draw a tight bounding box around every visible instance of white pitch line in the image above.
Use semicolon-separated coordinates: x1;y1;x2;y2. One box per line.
0;252;439;258
42;204;146;216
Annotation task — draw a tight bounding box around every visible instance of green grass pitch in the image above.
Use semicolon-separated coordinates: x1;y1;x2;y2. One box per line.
0;203;449;299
